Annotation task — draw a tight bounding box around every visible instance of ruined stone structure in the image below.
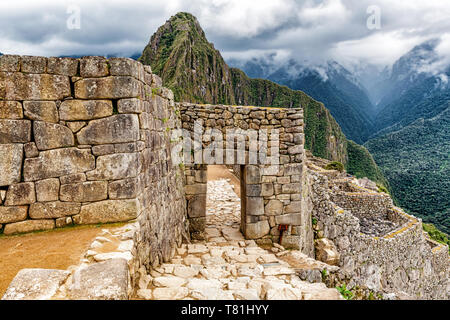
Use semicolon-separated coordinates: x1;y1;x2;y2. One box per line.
180;103;313;255
0;55;448;300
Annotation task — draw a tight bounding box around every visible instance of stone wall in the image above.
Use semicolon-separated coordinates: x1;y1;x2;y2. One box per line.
307;163;449;299
179;103;314;255
0;55;187;280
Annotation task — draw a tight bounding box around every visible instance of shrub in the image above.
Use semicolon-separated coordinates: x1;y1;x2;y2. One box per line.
325;161;344;172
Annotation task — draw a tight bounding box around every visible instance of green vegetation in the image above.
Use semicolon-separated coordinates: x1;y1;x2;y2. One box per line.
336;284;354;300
423;223;450;253
325;161;345;172
366;108;450;234
347;140;389;188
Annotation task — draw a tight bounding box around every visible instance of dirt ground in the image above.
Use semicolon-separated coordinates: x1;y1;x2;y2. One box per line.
0;165;238;298
0;225;122;297
207;165;241;196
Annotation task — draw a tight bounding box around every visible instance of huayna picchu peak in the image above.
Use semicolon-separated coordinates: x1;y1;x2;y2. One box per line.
139;12;387;188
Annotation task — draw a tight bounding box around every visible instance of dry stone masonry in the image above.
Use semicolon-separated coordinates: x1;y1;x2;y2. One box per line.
0;54;448;300
180;103;314;255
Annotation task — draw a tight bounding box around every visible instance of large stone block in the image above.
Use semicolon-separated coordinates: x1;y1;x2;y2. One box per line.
285;201;302;213
47;57;78;76
2;269;70;300
76;199;139;224
35;178;60;202
74;76;141;99
80;56;109;78
0;72;70;100
108;178;139;200
315;238;340;266
281;183;301;194
69;259;128;300
23;148;95;181
29;201;81;219
34;121;74;150
23;101;59;123
21;56;47;73
0;55;20;72
0;206;28;224
109;58;140;77
3;219;55;235
4;182;36;205
118;98;144;114
265;200;283;216
0;119;31;143
245;220;270;239
245;165;260;184
0;101;23;119
0;144;23;187
187;194;206;218
246;197;264;216
77;114;139;145
59;100;113;121
60;181;108;202
275;214;302;226
86;153;139;180
185;184;207;195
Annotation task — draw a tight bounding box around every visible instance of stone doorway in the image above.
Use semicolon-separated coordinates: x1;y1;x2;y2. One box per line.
203;165;245;242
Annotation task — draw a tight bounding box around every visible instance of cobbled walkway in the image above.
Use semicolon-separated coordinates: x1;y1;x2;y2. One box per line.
135;178;343;300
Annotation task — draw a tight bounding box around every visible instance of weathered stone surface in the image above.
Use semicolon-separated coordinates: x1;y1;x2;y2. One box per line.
74;76;141;99
245;165;260;184
59;100;113;121
1;72;70;100
0;206;28;224
0;119;31;143
4;182;36;205
60;173;87;185
153;276;187;288
23;101;58;123
1;269;70;300
29;201;81;219
24;142;39;158
109;58;140;77
3;219;55;235
185;184;207;195
118;98;144;114
275;214;302;226
245;220;270;239
76;199;139;224
0;101;23;119
246;197;264;216
23;148;95;181
70;259;128;300
265;200;283;216
86;153;139;180
55;216;73;228
281;183;301;194
47;57;78;76
152;287;188;300
66;121;86;133
60;181;108;202
77;114;139;145
80;56;109;78
0;55;20;72
187;194;206;218
108;178;139;199
92;144;115;156
33;121;74;150
21;56;47;73
35;178;60;202
315;238;340;266
0;144;23;186
285;201;301;213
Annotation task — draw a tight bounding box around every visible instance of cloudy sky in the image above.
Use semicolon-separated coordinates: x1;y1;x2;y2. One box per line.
0;0;449;70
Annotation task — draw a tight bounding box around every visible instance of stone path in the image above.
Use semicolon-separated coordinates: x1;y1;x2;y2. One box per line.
135;178;343;300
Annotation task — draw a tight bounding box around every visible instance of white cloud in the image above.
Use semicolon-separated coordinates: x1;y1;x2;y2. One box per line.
0;0;449;70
